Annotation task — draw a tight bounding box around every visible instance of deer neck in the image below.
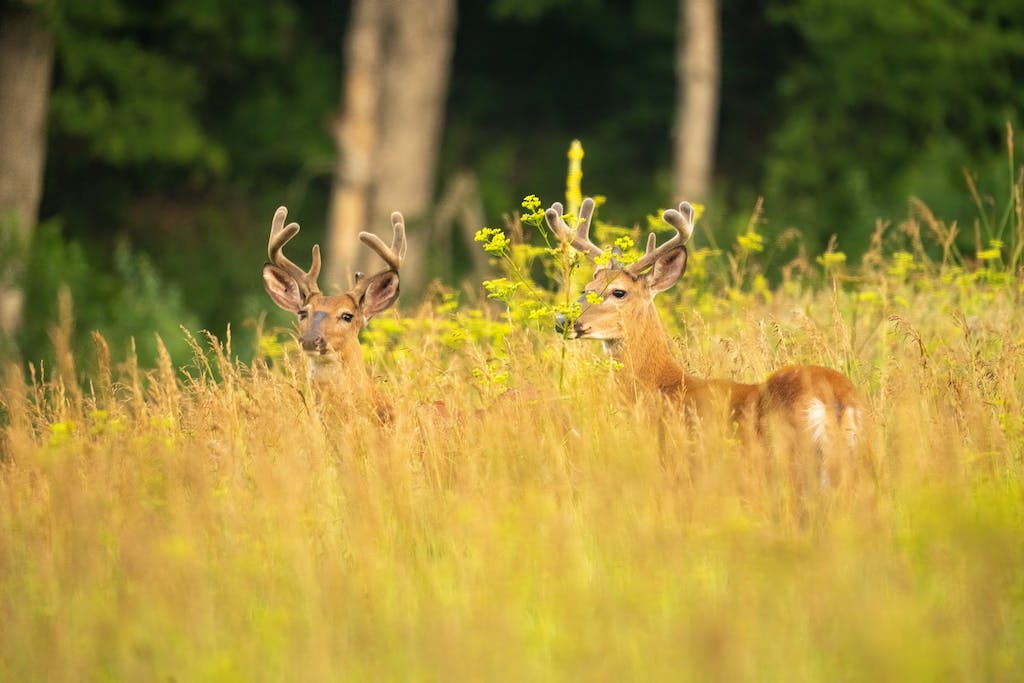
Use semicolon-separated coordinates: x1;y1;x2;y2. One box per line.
605;306;684;392
306;338;392;422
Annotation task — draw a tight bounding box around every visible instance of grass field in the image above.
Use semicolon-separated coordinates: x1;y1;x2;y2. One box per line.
2;195;1024;681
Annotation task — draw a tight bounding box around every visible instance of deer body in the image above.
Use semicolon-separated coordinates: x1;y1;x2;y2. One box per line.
548;198;861;454
262;206;406;419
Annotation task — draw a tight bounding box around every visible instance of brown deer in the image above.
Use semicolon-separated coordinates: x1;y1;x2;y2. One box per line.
546;197;861;457
262;206;406;418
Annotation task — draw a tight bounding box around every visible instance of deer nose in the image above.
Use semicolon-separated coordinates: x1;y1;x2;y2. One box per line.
300;311;329;352
554;314;568;334
300;334;324;352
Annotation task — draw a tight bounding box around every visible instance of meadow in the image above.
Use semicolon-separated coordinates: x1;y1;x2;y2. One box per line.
2;184;1023;681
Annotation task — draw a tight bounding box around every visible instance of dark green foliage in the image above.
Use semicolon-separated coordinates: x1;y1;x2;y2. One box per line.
765;0;1024;247
18;220;199;371
29;0;341;367
443;0;677;223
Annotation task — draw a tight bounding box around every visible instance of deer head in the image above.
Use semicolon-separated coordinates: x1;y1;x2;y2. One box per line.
262;206;406;374
545;198;694;345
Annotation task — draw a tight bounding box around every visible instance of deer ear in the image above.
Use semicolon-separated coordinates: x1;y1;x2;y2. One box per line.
359;271;400;320
645;246;688;294
263;264;304;312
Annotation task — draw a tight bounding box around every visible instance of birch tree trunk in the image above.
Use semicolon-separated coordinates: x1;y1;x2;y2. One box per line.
672;0;720;203
325;0;457;290
0;2;55;342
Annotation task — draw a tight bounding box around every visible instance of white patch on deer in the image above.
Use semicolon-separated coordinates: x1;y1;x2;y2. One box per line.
804;399;830;448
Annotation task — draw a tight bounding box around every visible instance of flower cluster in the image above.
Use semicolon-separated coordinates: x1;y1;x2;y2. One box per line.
816;251;847;270
521;194;545;226
475;227;511;255
977;239;1003;262
736;229;765;254
482;277;521;303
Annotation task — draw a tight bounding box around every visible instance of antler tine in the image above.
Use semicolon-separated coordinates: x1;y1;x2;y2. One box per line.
624;200;695;275
268;206;321;295
358;210;407;273
544;197;604;260
643;232;658;256
663;200;696;242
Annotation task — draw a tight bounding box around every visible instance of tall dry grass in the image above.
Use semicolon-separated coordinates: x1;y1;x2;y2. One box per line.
2;245;1022;681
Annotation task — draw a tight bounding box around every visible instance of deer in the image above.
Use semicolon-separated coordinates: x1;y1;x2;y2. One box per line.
261;206;406;421
545;197;861;463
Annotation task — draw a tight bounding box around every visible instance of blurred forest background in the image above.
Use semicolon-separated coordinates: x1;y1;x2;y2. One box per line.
1;0;1022;368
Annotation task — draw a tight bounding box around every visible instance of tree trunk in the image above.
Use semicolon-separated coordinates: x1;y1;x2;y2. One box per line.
372;0;456;289
672;0;720;203
325;0;384;291
325;0;457;291
0;2;55;341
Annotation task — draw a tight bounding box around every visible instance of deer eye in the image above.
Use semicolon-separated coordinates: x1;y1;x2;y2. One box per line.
340;312;354;323
612;289;627;299
297;310;308;320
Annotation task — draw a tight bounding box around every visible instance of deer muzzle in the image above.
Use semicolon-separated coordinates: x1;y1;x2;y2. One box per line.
554;314;586;339
300;311;330;354
554;313;569;335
